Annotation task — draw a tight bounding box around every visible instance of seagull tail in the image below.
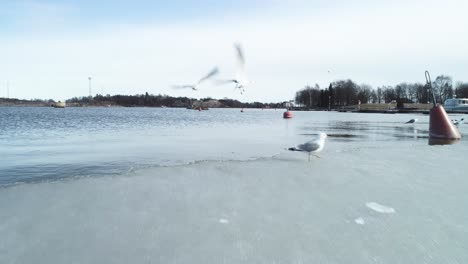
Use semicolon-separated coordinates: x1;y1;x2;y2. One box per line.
288;147;302;152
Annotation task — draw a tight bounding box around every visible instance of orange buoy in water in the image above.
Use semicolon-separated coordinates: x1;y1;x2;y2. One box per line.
425;71;461;141
429;105;461;139
283;110;293;119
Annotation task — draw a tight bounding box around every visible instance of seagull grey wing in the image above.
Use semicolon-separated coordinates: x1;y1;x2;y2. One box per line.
234;43;245;66
171;85;195;89
298;141;321;152
234;43;248;83
214;79;238;85
197;67;219;84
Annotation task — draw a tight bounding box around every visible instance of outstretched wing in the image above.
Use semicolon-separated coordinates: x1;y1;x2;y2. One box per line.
171;85;195;90
234;43;245;66
234;43;248;82
197;67;219;85
214;79;238;85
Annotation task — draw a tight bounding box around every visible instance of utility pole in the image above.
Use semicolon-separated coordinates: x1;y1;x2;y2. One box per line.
88;77;92;98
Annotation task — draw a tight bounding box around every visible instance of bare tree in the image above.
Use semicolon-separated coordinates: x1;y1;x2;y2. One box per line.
357;84;373;104
376;87;383;103
381;86;396;103
407;83;419;103
370;89;378;103
432;75;453;103
455;82;468;98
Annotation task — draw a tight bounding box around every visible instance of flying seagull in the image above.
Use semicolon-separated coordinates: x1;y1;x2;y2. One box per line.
172;67;219;91
288;133;327;161
217;44;251;94
405;118;418;124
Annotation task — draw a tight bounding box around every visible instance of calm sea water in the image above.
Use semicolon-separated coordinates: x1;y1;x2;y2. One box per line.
1;106;467;263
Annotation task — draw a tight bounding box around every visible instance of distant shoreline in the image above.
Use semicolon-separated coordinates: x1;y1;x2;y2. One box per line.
2;98;467;114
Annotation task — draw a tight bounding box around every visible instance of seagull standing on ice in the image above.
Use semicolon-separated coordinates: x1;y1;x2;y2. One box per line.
288;133;328;161
405;118;418;124
171;67;219;91
217;44;251;94
452;118;464;126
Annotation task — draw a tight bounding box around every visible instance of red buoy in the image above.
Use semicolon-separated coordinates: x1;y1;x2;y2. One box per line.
425;71;461;143
429;105;461;139
283;110;293;119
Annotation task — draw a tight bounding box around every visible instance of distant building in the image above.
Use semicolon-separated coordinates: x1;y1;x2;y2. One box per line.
283;100;295;108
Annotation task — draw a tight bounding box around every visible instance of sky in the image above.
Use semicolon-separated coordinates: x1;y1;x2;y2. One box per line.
1;0;467;102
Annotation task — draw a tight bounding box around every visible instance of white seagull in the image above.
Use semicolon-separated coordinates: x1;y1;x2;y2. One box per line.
172;67;219;91
452;118;464;126
288;133;327;161
217;44;251;94
405;118;418;124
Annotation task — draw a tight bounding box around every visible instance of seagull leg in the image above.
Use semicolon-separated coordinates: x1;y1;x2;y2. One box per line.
308;153;311;162
312;154;321;159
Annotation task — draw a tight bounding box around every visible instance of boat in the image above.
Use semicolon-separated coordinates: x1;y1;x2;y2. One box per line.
52;101;66;108
443;98;468;113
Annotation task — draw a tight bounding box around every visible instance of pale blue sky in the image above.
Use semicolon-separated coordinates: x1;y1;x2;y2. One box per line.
1;0;467;101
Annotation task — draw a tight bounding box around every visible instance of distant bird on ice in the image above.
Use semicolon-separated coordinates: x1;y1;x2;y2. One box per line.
217;44;251;94
452;118;464;126
405;118;418;124
171;67;219;91
288;133;327;161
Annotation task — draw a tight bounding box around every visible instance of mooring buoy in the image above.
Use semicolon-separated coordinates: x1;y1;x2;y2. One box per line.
426;71;461;141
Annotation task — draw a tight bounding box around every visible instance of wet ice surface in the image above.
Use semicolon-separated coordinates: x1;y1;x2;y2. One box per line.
365;202;396;214
354;217;366;225
1;107;468;263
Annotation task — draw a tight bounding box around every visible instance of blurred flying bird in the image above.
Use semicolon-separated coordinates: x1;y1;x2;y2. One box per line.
288;133;327;161
172;67;219;91
217;44;251;94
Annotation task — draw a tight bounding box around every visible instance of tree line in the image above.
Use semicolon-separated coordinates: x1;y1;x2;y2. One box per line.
0;98;55;106
295;75;468;109
66;93;285;108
